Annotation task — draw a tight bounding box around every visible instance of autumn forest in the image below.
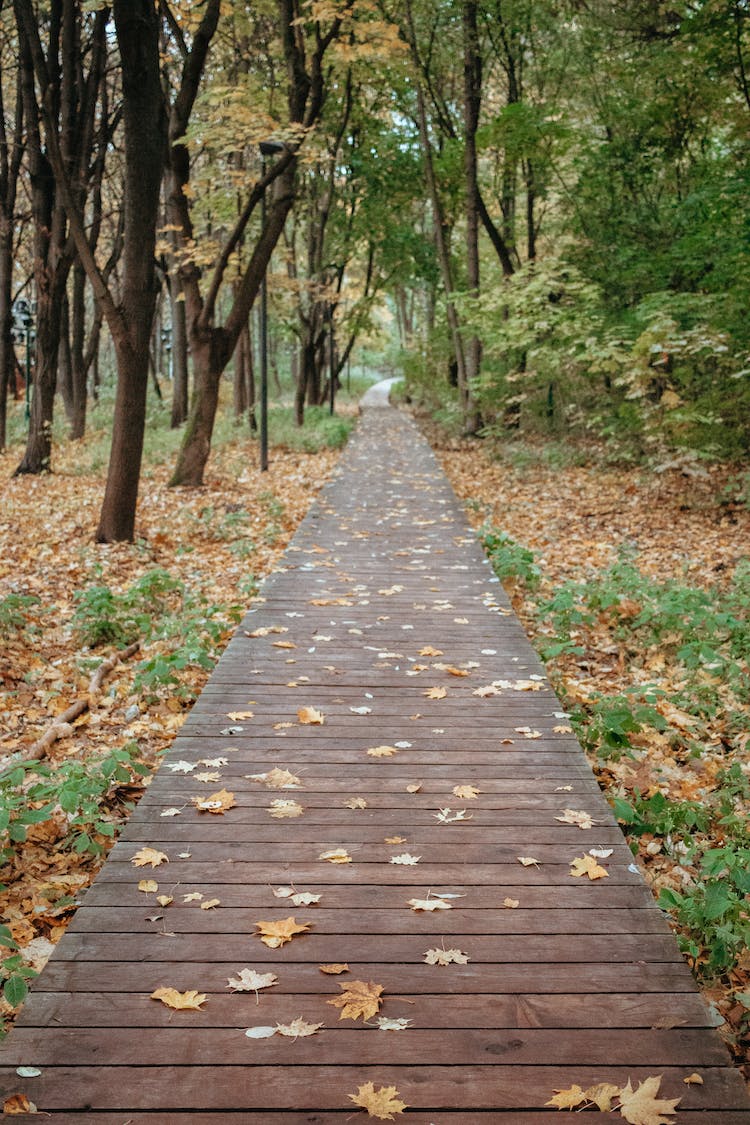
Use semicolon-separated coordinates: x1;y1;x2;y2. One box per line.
1;0;750;1108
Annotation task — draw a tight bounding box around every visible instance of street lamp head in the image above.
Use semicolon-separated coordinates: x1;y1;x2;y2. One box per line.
259;140;285;157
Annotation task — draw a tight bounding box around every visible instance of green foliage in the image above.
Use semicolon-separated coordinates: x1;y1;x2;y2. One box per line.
0;594;41;638
479;525;540;588
268;405;354;453
72;568;183;648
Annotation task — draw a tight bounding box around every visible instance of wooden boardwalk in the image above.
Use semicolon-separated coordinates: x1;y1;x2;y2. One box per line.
2;386;749;1121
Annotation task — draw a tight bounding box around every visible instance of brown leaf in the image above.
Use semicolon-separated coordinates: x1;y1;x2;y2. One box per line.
555;808;596;829
268;798;304;818
503;897;520;909
131;847;168;868
423;947;469;966
570;854;609;880
249;767;303;789
348;1082;408;1120
275;1018;323;1038
367;745;398;757
319;963;349;974
200;898;220;910
192;788;236;814
618;1076;681;1124
452;784;481;799
544;1084;588;1109
137;879;159;893
247;625;287;637
226;710;254;720
683;1073;703;1086
227;969;278;993
419;645;443;656
424;686;447;699
298;706;325;725
151;987;207;1011
586;1083;621;1111
255;916;311;949
2;1095;39;1115
408;896;451;912
517;856;540;868
385;836;407;844
344;796;368;809
328;979;384;1021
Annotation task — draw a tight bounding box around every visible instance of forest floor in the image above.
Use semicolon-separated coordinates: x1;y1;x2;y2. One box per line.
0;402;353;1033
424;415;750;1082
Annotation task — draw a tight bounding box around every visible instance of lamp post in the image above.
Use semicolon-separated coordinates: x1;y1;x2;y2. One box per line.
258;139;284;472
11;298;35;422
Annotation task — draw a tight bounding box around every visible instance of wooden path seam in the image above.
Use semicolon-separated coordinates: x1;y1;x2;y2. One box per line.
2;385;749;1121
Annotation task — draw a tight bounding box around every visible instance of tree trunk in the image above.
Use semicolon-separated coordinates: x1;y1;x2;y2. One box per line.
58;290;73;424
0;224;14;451
233;326;248;417
97;333;149;542
14;281;65;475
169;337;220;487
169;276;189;428
69;262;88;439
462;0;482;430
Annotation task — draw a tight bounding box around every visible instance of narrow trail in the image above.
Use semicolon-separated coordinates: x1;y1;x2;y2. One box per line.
1;386;748;1121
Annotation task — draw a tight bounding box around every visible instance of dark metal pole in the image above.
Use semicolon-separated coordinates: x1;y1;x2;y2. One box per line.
259;152;269;473
328;302;335;416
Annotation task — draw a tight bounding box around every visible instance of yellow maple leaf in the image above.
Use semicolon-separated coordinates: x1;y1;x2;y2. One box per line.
385;836;406;844
192;788;236;814
247;625;287;637
319;963;349;974
344;796;368;809
298;706;325;725
545;1084;588;1109
156;895;173;907
517;856;540;868
226;710;254;720
319;848;352;863
419;645;443;656
138;879;158;893
132;847;169;868
452;784;481;799
503;897;520;909
570;854;609;880
151;987;207;1011
227;968;278;993
423;947;469;966
424;686;447;699
586;1082;621;1111
348;1082;408;1120
328;979;384;1021
268;799;304;818
618;1076;681;1124
200;898;220;910
555;808;595;829
367;745;398;757
255;916;311;949
683;1073;703;1086
250;767;303;789
275;1018;323;1038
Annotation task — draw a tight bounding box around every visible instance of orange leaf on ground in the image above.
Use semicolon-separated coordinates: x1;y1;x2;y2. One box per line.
319;848;352;864
424;686;447;699
319;963;349;974
618;1076;681;1124
151;987;207;1011
192;788;236;814
298;706;325;725
367;745;398;758
328;979;384;1021
255;916;311;949
570;854;609;880
131;847;168;868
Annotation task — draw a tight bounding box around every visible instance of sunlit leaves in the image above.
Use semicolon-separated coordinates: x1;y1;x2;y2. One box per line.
151;987;207;1011
255;916;312;948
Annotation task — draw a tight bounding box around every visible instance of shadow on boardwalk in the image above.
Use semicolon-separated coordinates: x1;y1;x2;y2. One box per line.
2;384;748;1120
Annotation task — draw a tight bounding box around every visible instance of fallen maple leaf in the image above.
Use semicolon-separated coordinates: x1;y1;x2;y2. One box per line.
385;835;407;844
433;807;473;823
289;892;320;906
423;947;469;965
408;896;452;912
515;726;542;739
503;897;520;909
298;706;325;724
275;1018;323;1038
272;640;296;649
200;898;220;910
268;799;304;818
376;1017;411;1031
349;1082;408;1120
2;1094;38;1115
249;768;302;789
328;979;384;1021
390;853;420;865
424;686;447;699
226;710;254;720
344;796;368;809
151;987;207;1011
157;895;174;907
618;1076;681;1124
199;756;228;768
319;963;349;974
192;788;236;814
138;879;159;893
247;625;287;637
419;645;443;656
586;1083;621;1111
132;847;169;868
683;1073;703;1085
183;892;203;902
319;848;352;863
555;808;596;829
570;854;609;880
160;807;182;818
194;770;221;783
367;745;398;757
545;1084;588;1109
517;856;541;868
227;969;278;994
167;760;196;773
255;916;311;949
452;784;481;799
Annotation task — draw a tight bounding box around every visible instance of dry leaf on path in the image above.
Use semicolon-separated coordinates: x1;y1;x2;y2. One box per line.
194;771;221;783
157;895;173;907
227;969;278;995
424;686;447;699
555;808;596;829
570;854;609;880
151;987;207;1011
385;836;407;845
268;799;304;818
289;892;321;906
247;625;287;637
375;1017;411;1030
367;745;398;758
138;879;158;893
618;1076;681;1124
345;797;368;809
452;784;481;799
349;1082;408;1120
503;897;520;909
424;947;469;965
160;807;182;818
3;1094;39;1115
319;963;349;974
192;788;236;814
183;892;202;902
249;768;303;789
433;808;473;823
255;916;311;949
419;646;443;656
405;783;421;793
227;710;254;720
298;706;325;725
408;896;452;912
319;848;352;864
132;848;168;869
683;1073;703;1085
545;1084;588;1109
328;979;384;1021
275;1018;323;1038
390;853;420;865
200;898;220;910
517;856;540;868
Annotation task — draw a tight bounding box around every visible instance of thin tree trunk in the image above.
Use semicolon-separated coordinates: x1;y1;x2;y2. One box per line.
69;262;88;438
462;0;482;430
169;275;188;428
